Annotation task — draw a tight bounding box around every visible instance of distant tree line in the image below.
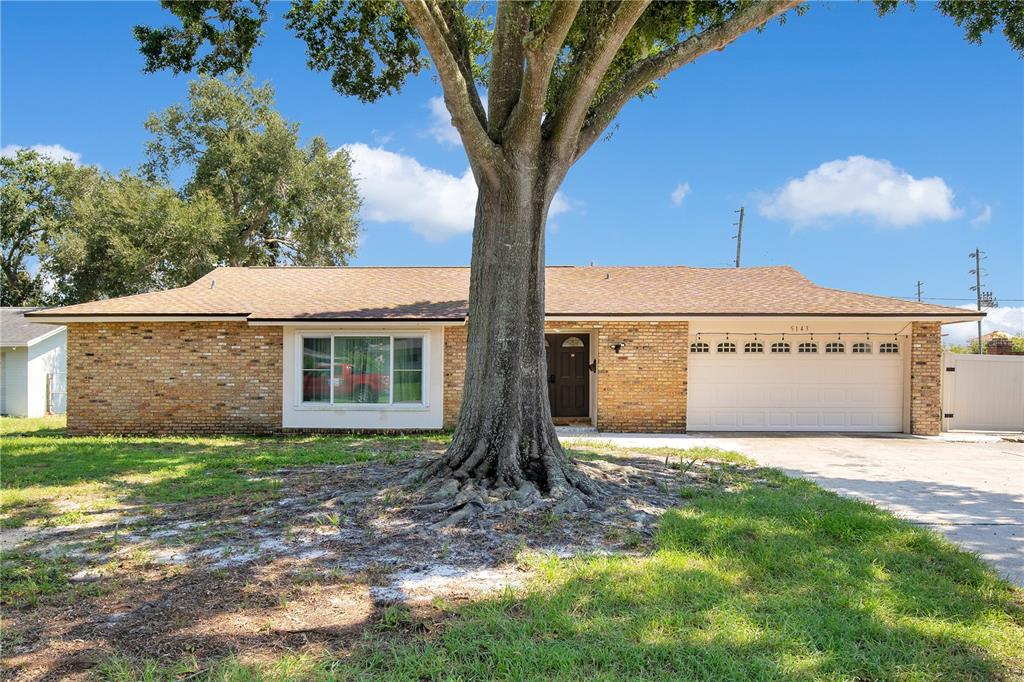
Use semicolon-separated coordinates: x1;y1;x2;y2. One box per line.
1;76;361;307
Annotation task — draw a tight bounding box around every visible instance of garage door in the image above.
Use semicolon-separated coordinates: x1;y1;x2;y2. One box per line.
687;340;903;432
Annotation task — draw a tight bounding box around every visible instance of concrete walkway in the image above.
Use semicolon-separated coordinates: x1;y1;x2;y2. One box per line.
560;429;1024;587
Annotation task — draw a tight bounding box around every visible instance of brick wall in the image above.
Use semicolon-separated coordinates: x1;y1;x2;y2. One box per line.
592;322;688;432
441;321;688;432
67;322;282;435
910;321;942;436
442;325;467;428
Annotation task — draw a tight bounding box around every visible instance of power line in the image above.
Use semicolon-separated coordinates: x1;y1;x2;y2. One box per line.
888;296;1024;302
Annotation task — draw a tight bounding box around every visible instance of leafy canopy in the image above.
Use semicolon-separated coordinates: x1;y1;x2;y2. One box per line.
0;76;362;306
143;75;361;266
136;1;1022;178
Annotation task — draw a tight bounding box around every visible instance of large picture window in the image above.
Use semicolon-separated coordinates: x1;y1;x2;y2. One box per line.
301;335;424;405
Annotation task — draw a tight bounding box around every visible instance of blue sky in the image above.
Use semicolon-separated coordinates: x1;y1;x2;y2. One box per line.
2;1;1021;339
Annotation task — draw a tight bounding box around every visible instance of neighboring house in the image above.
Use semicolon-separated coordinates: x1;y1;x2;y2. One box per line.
27;266;980;436
0;308;67;417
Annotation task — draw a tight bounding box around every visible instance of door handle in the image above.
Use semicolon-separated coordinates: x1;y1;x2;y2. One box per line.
549;374;556;384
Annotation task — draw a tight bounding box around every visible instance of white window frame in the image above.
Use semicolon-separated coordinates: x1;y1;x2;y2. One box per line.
295;331;430;411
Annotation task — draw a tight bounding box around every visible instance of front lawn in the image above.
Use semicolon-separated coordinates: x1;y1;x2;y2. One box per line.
0;415;432;528
2;416;1021;681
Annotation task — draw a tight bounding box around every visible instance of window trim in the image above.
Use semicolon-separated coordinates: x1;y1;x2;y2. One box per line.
295;331;430;411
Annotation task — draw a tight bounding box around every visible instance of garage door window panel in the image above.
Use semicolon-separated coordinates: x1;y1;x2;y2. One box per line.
744;342;763;353
825;342;845;354
717;342;737;353
771;342;791;353
690;342;709;353
852;342;872;354
798;342;818;353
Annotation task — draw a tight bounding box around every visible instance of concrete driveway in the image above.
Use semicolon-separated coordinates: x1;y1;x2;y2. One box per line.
561;430;1024;586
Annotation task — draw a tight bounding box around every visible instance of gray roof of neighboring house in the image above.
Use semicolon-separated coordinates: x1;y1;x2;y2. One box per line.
1;307;64;347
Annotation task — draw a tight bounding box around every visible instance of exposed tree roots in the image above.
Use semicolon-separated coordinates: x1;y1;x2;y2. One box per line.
407;423;601;528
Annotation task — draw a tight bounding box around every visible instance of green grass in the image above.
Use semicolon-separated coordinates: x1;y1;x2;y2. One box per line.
0;415;437;526
4;418;1022;680
93;469;1024;681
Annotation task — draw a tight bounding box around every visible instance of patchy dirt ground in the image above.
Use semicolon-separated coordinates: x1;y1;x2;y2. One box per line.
1;444;745;681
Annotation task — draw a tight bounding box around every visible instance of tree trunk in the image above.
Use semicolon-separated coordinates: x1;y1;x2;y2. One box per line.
422;159;595;500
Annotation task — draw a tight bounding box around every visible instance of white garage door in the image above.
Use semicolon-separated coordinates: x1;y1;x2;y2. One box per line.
687;341;903;432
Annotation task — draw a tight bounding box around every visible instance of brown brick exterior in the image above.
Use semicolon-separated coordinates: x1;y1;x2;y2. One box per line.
67;322;282;435
442;321;688;433
910;321;942;436
442;325;468;428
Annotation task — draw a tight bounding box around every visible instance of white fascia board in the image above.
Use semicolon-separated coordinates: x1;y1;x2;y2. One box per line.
247;319;465;327
544;314;983;324
25;315;251;324
24;326;66;346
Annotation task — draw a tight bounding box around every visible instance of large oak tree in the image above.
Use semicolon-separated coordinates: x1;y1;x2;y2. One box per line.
136;0;1022;508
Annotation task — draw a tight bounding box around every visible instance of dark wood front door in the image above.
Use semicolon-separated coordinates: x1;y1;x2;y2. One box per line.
546;334;590;418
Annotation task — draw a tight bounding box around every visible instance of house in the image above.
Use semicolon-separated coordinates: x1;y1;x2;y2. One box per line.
26;266;981;436
0;308;67;417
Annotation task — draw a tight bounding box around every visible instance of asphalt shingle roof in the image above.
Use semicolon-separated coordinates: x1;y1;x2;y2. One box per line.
26;266;978;321
1;308;63;346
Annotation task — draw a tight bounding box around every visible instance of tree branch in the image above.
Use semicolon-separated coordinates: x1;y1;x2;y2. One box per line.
547;0;652;164
574;0;802;162
503;0;582;146
487;2;530;139
402;0;498;181
431;0;488;126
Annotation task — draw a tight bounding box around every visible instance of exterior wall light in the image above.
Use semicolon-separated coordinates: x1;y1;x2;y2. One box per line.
610;342;626;354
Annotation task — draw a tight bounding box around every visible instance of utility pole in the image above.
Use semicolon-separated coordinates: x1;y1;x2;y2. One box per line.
968;249;998;354
733;206;744;268
916;280;923;302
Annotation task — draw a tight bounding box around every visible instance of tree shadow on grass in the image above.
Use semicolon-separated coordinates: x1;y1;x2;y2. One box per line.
340;473;1024;681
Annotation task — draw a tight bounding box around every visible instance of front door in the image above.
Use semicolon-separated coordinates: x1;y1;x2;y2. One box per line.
546;334;590;418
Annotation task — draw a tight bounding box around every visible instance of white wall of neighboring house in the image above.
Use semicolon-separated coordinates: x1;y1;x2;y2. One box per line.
0;328;67;417
1;347;29;416
27;328;67;416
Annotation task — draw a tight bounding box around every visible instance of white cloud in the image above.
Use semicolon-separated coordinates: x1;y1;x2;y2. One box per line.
945;305;1024;346
0;143;81;165
670;182;691;206
760;156;960;227
341;143;573;241
426;95;490;148
426;97;462;146
969;204;992;228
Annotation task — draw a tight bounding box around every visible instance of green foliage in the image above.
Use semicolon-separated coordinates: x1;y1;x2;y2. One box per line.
45;172;227;304
0;150;88;305
136;1;1022;138
878;0;1024;53
285;0;431;102
143;75;361;266
135;1;269;76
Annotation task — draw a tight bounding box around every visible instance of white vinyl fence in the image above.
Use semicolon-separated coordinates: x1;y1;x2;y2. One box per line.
942;352;1024;432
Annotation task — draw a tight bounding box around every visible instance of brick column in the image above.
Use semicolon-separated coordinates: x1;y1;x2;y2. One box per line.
594;321;688;433
442;325;467;428
910;321;942;435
